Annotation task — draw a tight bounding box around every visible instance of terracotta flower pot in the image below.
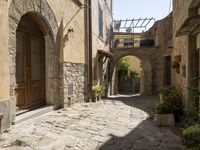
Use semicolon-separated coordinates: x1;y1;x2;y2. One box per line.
174;55;181;62
175;68;180;74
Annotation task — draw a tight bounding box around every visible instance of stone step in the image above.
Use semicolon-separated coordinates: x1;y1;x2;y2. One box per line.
15;105;54;124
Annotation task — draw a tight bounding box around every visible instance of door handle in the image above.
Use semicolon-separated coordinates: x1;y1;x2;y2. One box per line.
25;67;30;74
26;67;30;71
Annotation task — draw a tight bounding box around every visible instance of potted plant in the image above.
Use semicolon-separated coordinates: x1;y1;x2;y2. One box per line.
158;86;172;103
172;60;180;74
92;85;105;102
154;101;175;126
154;86;183;126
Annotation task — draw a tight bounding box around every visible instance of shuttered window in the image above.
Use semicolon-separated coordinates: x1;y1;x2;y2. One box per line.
98;3;103;39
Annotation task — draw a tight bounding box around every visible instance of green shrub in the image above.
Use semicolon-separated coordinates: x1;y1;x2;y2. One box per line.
183;124;200;148
156;102;173;114
186;147;200;150
157;86;183;116
93;85;105;96
185;106;200;125
172;61;180;69
158;86;181;101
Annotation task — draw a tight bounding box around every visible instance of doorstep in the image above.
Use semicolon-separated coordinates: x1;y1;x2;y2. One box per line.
15;105;54;124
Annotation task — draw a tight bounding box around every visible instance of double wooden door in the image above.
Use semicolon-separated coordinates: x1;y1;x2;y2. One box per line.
15;30;45;111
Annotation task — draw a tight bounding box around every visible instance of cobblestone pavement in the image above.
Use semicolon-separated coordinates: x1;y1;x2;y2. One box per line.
0;95;184;150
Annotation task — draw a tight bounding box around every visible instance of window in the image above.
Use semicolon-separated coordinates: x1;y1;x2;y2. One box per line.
98;3;103;39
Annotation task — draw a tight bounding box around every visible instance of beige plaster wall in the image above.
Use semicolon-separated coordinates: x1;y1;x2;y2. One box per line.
2;0;86;100
91;0;112;57
9;0;86;64
92;0;112;84
47;0;86;64
7;0;86;64
0;1;9;100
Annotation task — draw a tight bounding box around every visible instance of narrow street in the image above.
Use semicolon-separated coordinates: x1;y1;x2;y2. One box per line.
0;95;184;150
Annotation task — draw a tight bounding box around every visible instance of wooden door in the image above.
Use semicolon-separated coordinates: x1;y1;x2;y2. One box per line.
164;56;171;86
16;32;28;110
15;31;45;111
29;35;45;108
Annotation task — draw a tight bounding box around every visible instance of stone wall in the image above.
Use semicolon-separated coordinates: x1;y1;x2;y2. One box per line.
111;48;155;95
172;0;191;105
60;63;88;107
144;14;173;91
172;0;195;106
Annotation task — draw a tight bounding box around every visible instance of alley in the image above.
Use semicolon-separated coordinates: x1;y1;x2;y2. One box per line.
0;95;184;150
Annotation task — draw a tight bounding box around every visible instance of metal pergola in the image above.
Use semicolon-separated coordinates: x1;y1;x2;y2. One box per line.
113;17;156;33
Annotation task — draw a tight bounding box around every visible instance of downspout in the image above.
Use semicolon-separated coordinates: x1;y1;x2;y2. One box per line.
87;0;93;101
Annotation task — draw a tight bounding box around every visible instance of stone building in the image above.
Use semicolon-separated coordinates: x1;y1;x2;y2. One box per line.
145;13;173;90
109;15;173;96
172;0;200;109
151;0;200;110
135;0;200;112
91;0;113;92
0;0;113;131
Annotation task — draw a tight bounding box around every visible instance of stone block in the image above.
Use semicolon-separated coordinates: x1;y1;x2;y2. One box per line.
0;113;3;132
154;114;175;126
0;99;11;131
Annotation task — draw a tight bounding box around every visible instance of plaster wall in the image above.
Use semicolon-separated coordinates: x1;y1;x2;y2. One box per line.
91;0;113;85
0;1;9;100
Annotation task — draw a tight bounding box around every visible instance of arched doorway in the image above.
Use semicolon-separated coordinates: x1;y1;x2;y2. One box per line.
110;53;153;96
9;0;59;123
15;14;45;111
117;56;141;94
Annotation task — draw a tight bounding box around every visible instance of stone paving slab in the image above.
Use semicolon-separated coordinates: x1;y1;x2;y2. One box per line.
0;96;184;150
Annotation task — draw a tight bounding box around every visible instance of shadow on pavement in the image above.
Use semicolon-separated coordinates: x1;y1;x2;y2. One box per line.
99;119;184;150
99;95;184;150
105;94;158;119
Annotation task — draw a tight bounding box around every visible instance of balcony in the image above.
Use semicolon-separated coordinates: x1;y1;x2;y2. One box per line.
111;33;155;50
111;18;156;50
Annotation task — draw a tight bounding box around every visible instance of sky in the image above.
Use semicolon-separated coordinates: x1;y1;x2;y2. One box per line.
113;0;172;21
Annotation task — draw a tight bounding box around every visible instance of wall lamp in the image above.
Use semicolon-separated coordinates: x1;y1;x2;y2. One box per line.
68;28;75;38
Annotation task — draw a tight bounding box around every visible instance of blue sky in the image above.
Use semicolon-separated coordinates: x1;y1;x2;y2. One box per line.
113;0;172;21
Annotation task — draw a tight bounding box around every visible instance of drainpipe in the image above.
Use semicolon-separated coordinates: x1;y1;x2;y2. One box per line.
87;0;93;101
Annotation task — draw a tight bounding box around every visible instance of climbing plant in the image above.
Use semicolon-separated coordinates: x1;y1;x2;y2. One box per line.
118;58;138;81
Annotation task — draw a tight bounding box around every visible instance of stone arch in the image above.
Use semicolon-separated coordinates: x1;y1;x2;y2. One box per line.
110;51;153;95
8;0;59;123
